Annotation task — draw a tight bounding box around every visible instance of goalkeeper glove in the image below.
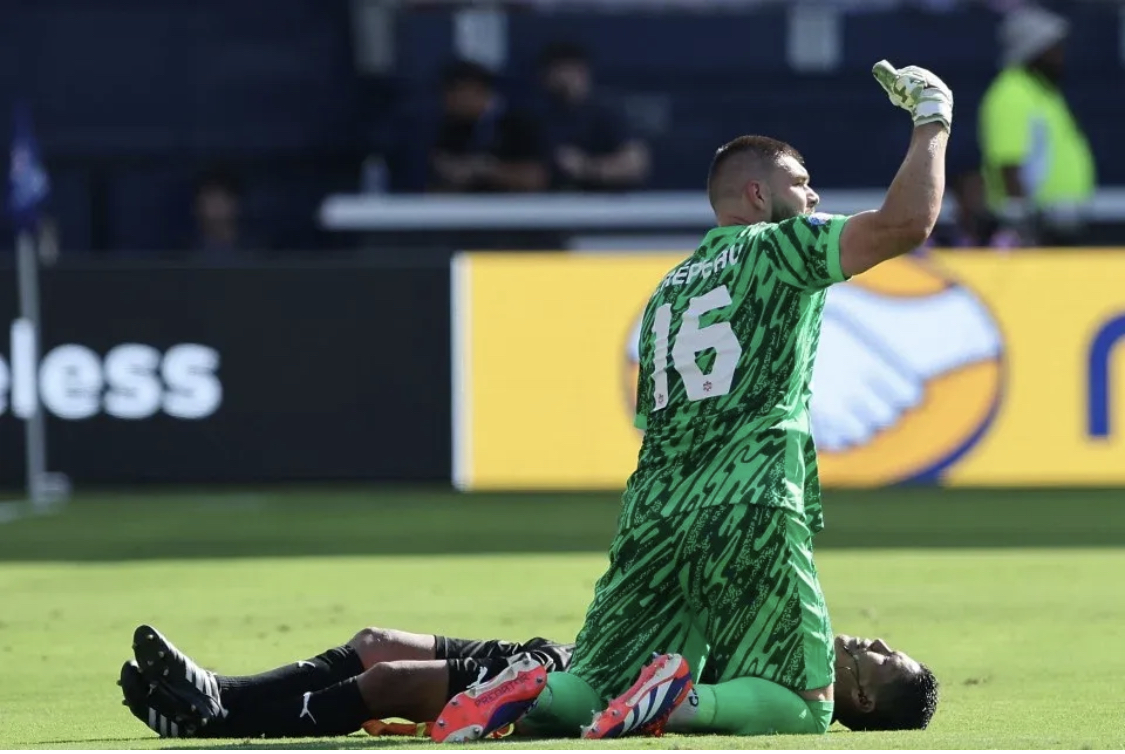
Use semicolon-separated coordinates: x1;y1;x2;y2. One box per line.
872;60;953;131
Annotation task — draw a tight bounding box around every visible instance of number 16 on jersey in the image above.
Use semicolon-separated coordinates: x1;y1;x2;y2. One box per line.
650;284;743;410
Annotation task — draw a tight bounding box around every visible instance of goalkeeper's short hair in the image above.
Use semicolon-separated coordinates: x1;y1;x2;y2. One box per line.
707;135;804;210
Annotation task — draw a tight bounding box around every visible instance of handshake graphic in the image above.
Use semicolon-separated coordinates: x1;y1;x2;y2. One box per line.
811;281;1001;452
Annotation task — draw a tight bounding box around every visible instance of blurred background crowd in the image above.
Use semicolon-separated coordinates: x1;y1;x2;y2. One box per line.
0;0;1119;259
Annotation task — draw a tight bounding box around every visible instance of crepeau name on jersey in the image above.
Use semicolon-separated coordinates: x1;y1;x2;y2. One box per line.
659;245;742;290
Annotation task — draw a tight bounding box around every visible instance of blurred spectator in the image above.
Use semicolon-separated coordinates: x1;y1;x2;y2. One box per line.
189;169;263;260
929;169;1020;250
978;6;1095;247
538;42;651;191
429;60;549;193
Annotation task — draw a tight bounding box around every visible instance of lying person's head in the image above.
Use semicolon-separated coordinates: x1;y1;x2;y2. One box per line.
833;634;939;731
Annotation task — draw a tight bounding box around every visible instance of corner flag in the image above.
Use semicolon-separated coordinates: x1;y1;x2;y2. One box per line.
8;103;50;232
2;103;69;516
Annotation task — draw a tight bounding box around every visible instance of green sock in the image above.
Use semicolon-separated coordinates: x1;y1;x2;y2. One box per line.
666;677;833;736
520;671;603;737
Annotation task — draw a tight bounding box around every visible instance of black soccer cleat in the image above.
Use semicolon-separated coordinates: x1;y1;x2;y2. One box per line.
131;624;225;726
119;660;205;738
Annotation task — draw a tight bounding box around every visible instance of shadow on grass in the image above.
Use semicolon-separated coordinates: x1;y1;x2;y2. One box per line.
31;738;158;746
1;486;1123;562
163;741;407;751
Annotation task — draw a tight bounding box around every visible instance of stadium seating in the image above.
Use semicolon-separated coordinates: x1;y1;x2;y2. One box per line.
0;0;1120;252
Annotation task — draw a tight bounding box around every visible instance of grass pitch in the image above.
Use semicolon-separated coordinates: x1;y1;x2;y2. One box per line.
0;487;1123;749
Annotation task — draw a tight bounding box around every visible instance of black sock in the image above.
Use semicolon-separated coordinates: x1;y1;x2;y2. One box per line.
210;678;371;739
216;645;364;708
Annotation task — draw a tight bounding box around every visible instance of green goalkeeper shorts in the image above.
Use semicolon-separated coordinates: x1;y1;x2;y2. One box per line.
566;503;834;701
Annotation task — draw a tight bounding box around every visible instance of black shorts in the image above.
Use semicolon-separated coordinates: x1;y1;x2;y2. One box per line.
434;635;574;700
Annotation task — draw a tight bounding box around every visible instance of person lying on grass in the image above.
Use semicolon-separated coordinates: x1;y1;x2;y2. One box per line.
120;622;937;740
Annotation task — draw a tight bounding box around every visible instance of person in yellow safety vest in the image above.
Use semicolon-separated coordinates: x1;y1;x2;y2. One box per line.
979;5;1096;247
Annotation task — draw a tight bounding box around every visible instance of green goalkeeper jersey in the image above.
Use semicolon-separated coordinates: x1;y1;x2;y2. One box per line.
624;212;850;530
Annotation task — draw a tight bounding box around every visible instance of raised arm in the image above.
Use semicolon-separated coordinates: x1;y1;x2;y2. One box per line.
839;61;953;279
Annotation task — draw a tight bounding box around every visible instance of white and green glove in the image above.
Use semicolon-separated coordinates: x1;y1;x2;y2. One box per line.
872;60;953;131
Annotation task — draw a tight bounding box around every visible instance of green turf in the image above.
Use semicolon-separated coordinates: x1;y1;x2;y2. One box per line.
2;486;1125;562
1;488;1123;749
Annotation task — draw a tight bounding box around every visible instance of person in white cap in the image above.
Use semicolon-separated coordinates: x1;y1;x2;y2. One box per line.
978;5;1096;246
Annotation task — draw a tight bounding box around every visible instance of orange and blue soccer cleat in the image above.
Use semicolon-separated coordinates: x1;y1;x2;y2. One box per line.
430;654;546;743
581;653;693;739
